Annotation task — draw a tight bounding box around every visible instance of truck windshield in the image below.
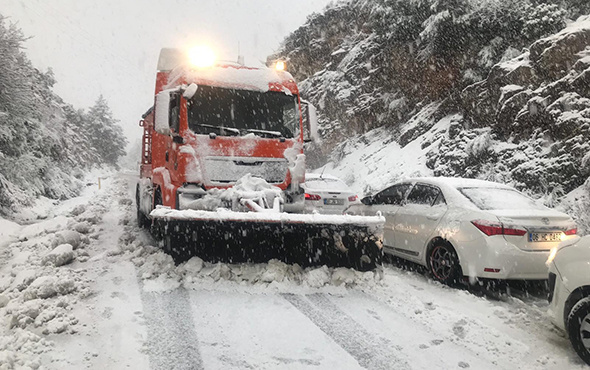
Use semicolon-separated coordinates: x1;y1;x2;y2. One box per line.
187;85;299;138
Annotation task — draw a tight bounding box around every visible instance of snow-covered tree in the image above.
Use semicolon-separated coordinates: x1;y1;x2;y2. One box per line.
83;95;127;168
0;15;127;214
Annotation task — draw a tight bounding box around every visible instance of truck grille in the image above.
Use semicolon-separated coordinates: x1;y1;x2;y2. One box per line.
204;156;288;184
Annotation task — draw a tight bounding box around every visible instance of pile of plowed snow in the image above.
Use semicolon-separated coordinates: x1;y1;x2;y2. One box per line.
0;199;109;368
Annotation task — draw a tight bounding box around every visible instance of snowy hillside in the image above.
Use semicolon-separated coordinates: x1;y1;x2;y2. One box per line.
0;16;127;216
275;1;590;233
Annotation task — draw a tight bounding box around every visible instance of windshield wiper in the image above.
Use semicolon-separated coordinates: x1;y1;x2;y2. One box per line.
196;124;241;136
246;129;284;138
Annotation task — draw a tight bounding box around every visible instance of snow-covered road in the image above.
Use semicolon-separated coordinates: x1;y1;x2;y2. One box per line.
0;173;587;369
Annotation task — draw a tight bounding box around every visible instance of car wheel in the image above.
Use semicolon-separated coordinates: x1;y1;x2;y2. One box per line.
428;241;462;285
567;297;590;365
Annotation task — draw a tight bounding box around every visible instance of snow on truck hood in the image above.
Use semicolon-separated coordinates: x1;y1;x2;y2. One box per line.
165;64;298;94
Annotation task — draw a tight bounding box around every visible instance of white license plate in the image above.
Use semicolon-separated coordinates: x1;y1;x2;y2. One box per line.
324;198;344;205
529;232;562;243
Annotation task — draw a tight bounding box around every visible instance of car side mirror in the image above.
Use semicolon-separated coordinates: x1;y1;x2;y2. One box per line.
361;196;373;205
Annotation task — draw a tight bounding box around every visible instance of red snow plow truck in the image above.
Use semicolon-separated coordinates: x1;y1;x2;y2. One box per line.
136;47;383;270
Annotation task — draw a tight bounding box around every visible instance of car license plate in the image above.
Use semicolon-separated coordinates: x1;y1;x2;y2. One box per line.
529;232;562;242
324;198;344;205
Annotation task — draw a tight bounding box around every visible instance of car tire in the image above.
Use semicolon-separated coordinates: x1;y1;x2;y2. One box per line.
427;241;462;285
567;297;590;365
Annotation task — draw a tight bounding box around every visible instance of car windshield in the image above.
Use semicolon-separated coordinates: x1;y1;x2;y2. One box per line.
187;85;298;138
305;177;350;191
458;187;546;211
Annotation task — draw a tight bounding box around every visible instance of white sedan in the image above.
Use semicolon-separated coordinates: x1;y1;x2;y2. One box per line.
302;173;359;214
548;235;590;365
346;177;577;284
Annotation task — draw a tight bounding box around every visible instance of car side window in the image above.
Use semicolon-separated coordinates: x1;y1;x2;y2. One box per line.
406;184;441;206
373;184;411;205
432;192;446;206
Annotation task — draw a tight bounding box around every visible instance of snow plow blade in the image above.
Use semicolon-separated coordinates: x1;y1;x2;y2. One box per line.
150;208;384;271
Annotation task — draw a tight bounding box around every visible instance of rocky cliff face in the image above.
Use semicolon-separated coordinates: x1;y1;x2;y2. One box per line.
275;1;590;232
433;19;590;196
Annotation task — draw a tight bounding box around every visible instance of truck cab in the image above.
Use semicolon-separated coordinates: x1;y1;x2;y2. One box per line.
137;48;316;216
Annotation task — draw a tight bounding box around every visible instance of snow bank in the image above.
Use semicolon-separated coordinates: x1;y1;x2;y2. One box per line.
18;216;71;241
0;218;21;240
0;176;110;368
136;255;383;294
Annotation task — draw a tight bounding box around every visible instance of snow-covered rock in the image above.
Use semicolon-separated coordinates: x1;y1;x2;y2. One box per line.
18;216;71;241
0;293;9;308
51;230;82;249
42;244;74;267
72;221;92;234
22;275;76;301
11;270;37;291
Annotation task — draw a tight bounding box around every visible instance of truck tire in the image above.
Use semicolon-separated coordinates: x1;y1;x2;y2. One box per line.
567;297;590;365
154;187;162;207
136;184;151;228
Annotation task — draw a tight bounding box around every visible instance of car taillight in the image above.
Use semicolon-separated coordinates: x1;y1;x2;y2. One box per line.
348;195;358;202
502;226;527;236
471;220;526;236
305;193;321;201
564;228;577;235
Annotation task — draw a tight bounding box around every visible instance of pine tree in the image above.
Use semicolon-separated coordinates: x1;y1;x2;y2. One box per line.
84;95;127;168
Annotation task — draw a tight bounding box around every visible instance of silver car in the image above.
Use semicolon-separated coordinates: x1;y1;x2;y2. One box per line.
302;173;359;214
346;177;577;284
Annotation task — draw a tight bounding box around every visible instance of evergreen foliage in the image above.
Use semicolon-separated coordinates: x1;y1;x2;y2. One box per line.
0;15;127;214
274;0;572;147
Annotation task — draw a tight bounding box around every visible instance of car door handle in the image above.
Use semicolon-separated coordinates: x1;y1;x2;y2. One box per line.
426;215;439;221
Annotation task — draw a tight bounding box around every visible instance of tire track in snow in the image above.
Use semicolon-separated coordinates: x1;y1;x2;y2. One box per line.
282;293;411;370
141;287;204;370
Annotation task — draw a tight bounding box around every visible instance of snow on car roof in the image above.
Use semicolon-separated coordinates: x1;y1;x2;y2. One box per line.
404;177;513;190
383;177;516;211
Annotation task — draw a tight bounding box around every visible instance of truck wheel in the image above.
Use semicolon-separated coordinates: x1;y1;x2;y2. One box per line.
428;241;462;286
567;297;590;365
136;185;151;228
154;187;163;207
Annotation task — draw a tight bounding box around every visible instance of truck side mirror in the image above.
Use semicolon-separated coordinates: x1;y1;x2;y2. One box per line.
154;90;171;135
300;99;319;143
